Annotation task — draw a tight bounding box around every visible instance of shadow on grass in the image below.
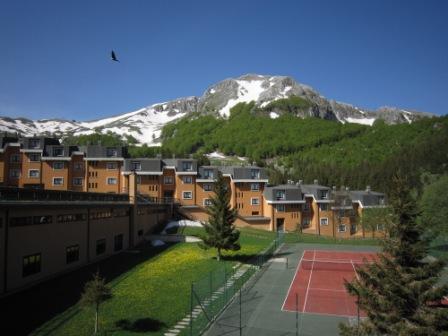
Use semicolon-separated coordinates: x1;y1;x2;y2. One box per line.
114;317;167;332
0;242;172;336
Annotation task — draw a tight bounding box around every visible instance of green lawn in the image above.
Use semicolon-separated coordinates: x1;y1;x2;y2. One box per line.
33;228;276;336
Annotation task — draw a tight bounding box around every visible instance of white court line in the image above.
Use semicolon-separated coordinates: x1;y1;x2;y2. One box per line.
306;287;348;293
280;250;305;311
302;250;316;312
351;259;360;280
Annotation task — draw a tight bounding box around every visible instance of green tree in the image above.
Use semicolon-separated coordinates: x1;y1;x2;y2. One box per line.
360;206;393;237
201;172;240;261
340;174;448;336
80;272;112;334
419;174;448;237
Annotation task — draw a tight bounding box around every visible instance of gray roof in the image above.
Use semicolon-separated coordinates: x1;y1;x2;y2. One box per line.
43;145;79;157
300;184;331;200
79;145;128;158
197;166;219;180
218;166;268;180
123;159;163;172
20;137;60;150
350;190;386;207
162;159;198;172
263;184;304;202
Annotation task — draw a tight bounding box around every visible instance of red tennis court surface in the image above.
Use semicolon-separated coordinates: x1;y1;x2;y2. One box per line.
282;250;378;317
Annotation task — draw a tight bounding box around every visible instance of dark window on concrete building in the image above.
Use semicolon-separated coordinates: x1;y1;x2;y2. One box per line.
57;213;87;222
23;253;41;277
66;245;80;264
10;216;33;227
33;215;52;225
96;239;106;255
114;234;124;252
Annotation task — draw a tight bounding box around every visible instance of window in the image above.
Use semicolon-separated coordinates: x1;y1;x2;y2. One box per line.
182;161;193;171
250;169;260;179
73;177;83;186
9;169;20;178
66;245;79;264
52;147;64;157
10;216;32;227
136;176;141;184
131;161;141;171
204;169;214;178
338;224;347;233
182;191;193;199
53;162;64;170
10;154;20;163
33;215;52;225
275;190;285;200
53;177;64;186
164;176;173;185
303;202;310;211
57;213;87;222
351;223;357;234
107;177;117;185
203;198;212;206
251;183;260;191
23;253;41;277
29;139;41;148
74;162;83;170
320;190;329;199
107;162;117;170
114;234;124;252
376;223;385;231
29;169;40;178
378;196;385;205
251;198;260;205
29;153;41;162
106;147;118;157
302;218;311;229
183;176;193;184
96;239;106;255
203;183;213;191
320;203;328;211
320;218;329;226
276;204;285;212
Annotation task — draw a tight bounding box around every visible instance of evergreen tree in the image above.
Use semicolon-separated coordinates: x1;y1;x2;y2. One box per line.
201;171;240;261
80;272;112;334
340;174;448;336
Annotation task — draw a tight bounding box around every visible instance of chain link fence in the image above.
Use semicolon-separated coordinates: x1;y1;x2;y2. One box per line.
182;232;285;336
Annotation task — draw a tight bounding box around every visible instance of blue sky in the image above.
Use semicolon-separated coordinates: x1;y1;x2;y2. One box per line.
1;0;447;120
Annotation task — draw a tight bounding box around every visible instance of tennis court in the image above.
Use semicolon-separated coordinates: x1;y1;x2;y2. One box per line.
282;250;377;317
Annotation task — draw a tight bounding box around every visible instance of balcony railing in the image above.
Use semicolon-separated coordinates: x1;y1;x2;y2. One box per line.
0;186;129;203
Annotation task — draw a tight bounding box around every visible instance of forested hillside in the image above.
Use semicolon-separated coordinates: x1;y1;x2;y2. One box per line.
160;101;448;194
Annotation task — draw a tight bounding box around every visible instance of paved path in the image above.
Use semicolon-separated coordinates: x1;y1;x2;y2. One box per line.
204;243;379;336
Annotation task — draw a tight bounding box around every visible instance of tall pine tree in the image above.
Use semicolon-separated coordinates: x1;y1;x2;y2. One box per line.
201;171;240;261
340;174;448;336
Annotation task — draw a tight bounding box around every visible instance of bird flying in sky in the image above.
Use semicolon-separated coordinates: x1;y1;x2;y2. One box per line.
111;50;119;62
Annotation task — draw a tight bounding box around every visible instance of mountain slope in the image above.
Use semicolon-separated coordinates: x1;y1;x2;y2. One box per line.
0;74;434;145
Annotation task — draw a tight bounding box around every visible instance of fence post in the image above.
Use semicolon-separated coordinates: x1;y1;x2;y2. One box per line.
239;287;242;336
190;283;194;336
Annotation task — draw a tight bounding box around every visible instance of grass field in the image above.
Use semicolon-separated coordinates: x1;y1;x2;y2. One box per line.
33;228;276;336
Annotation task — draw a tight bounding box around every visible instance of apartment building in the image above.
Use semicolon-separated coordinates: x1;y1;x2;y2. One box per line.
0;135;387;238
0;186;172;295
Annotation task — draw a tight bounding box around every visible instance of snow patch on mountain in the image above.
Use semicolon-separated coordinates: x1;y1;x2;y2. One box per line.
220;79;265;117
345;117;376;126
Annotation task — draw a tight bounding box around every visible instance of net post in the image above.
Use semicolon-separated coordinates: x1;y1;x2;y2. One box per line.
296;293;299;336
239;287;242;336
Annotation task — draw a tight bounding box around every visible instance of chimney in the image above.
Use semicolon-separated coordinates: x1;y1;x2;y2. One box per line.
314;179;318;185
366;185;371;193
